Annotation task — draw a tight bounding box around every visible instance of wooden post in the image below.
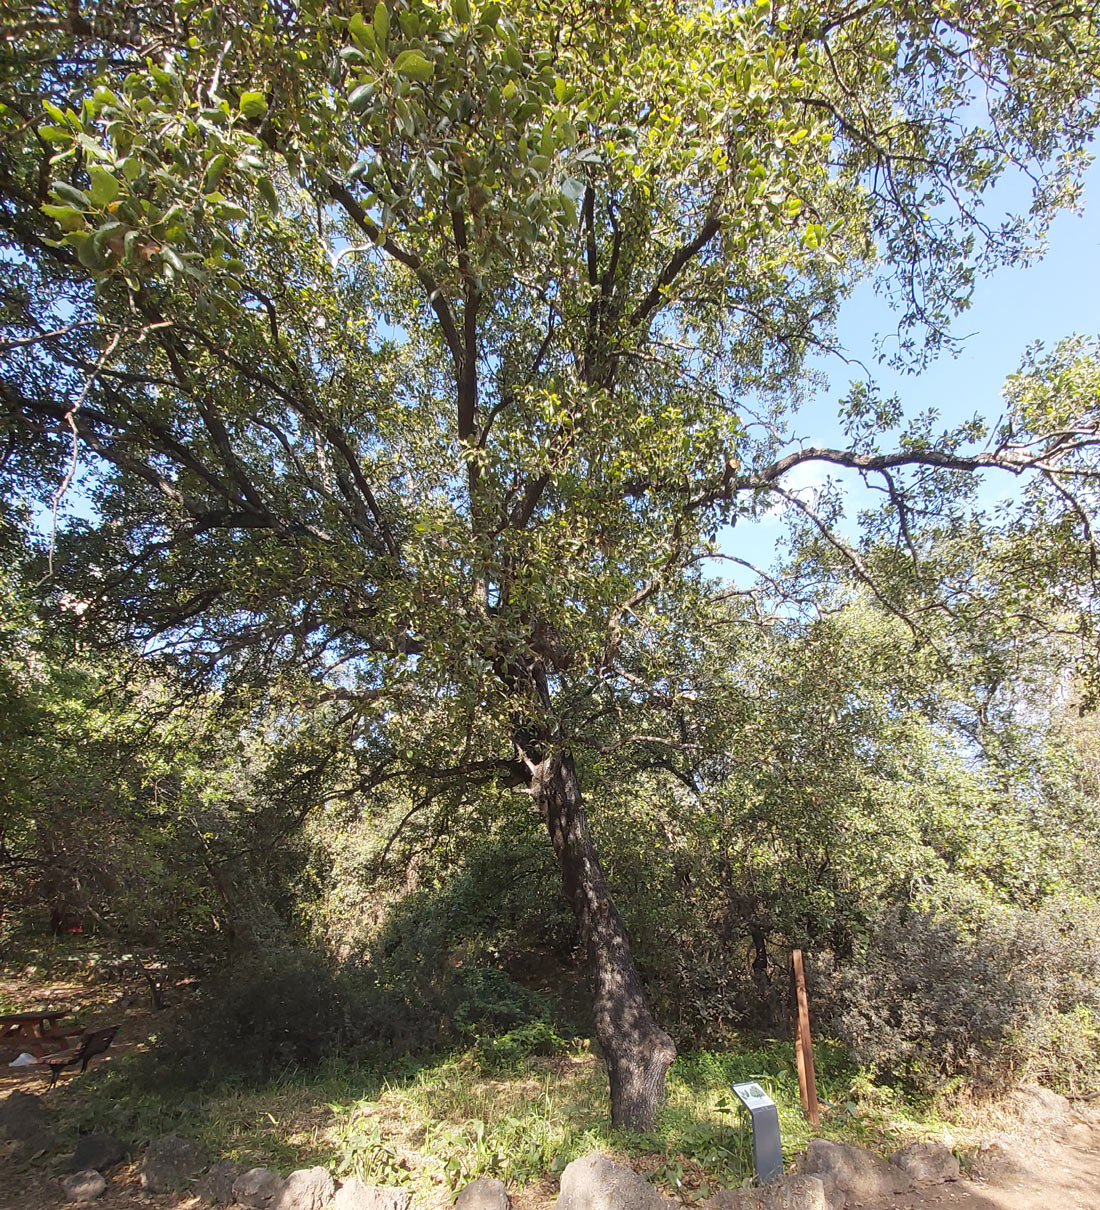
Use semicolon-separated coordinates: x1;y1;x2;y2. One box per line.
791;948;821;1127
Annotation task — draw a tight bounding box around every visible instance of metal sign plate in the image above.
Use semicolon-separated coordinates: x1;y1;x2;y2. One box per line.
730;1081;783;1185
731;1081;775;1111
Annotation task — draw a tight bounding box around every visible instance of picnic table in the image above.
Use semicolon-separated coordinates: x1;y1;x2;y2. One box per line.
0;1009;76;1045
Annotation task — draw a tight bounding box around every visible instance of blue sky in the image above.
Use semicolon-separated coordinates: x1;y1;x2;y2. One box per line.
723;158;1100;576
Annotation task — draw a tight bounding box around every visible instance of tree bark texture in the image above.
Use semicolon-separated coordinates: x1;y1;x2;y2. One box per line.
532;751;676;1129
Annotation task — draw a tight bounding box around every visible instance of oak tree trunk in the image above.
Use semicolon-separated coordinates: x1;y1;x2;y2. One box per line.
532;751;676;1130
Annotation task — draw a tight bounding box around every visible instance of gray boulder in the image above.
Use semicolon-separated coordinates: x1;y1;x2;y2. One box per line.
197;1160;249;1205
456;1177;511;1210
890;1140;960;1184
233;1166;288;1209
0;1089;47;1141
61;1170;107;1201
140;1133;209;1193
555;1152;675;1210
275;1166;336;1210
15;1129;55;1159
706;1175;827;1210
799;1139;909;1207
71;1133;127;1172
971;1138;1026;1179
329;1180;413;1210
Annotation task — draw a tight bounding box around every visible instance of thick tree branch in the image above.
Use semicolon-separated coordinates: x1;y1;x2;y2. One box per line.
325;175;464;369
629;214;722;329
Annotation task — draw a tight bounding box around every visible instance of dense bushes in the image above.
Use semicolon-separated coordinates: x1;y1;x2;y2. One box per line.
809;895;1100;1094
10;562;1100;1105
145;942;574;1087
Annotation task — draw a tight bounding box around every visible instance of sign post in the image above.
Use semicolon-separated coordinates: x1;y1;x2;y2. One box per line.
791;948;821;1127
730;1081;783;1185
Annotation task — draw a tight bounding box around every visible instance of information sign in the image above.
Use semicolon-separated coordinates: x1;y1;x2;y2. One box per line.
730;1081;783;1185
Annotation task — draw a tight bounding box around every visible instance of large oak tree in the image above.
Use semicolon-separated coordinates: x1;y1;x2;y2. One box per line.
3;0;1100;1125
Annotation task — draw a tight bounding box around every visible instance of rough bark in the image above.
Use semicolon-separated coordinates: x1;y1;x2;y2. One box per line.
531;751;676;1130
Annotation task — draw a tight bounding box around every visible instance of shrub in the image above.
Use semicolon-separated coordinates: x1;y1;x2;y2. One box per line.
1012;1004;1100;1095
452;966;573;1072
145;947;572;1087
454;967;554;1034
472;1021;572;1073
142;946;412;1085
811;895;1100;1094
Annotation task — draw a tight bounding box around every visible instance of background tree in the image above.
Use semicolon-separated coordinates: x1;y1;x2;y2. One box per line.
3;0;1100;1125
0;545;355;969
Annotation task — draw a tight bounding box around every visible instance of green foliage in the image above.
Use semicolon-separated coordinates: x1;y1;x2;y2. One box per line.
1011;1004;1100;1097
0;561;362;963
4;0;1100;1129
0;571;217;953
454;967;554;1035
4;0;1100;809
811;896;1100;1095
143;948;367;1085
146;936;571;1086
472;1020;572;1074
333;1120;410;1185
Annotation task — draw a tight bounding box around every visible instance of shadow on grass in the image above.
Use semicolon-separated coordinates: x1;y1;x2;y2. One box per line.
43;1027;944;1204
19;827;945;1200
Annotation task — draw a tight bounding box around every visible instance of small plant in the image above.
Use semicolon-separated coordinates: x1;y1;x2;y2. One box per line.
454;967;556;1035
473;1021;572;1073
334;1121;409;1185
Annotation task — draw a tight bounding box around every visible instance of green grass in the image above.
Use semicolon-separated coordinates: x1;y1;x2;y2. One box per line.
48;1038;959;1209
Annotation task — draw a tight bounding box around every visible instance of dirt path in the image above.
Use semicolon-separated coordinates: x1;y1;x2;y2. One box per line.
0;1157;194;1210
863;1110;1100;1210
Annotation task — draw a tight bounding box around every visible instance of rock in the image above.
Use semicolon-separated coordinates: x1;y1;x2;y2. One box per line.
760;1177;828;1210
275;1166;336;1210
706;1175;827;1210
890;1140;960;1184
61;1169;107;1201
455;1177;511;1210
329;1179;413;1210
706;1191;763;1210
971;1139;1026;1180
0;1089;48;1141
0;1091;55;1159
19;1128;56;1158
1008;1085;1072;1126
555;1152;675;1210
71;1133;127;1172
233;1166;288;1209
140;1134;209;1193
197;1160;248;1205
812;1174;843;1210
799;1139;909;1207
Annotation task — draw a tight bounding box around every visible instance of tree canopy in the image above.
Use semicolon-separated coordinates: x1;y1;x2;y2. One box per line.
3;0;1100;1126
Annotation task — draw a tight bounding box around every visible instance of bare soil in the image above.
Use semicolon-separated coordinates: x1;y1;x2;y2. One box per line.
0;961;184;1210
0;1153;195;1210
862;1108;1100;1210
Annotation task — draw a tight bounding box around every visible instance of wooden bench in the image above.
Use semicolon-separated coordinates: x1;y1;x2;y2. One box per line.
0;1009;74;1042
34;1025;119;1088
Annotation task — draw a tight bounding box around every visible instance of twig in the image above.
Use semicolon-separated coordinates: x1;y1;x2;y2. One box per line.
41;330;123;580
